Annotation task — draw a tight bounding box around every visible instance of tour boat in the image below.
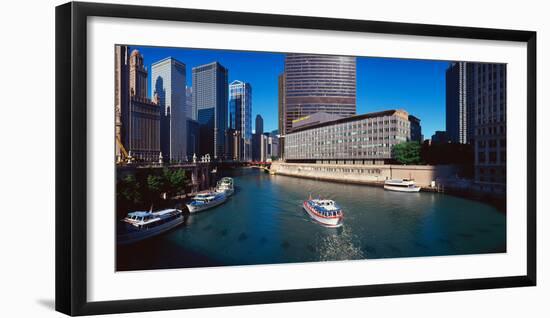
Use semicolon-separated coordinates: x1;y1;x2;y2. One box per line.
303;196;344;228
186;191;227;213
215;177;234;197
384;179;421;192
117;208;184;245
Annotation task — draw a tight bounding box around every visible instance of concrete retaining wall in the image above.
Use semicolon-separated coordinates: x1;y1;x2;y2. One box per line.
270;162;459;188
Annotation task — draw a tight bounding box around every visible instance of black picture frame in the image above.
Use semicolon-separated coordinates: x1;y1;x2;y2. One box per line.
55;1;537;316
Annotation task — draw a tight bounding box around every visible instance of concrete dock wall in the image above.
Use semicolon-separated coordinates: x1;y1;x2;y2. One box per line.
270;162;459;188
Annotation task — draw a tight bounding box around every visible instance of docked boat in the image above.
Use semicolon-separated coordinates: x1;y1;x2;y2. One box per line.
117;208;184;245
303;197;344;228
384;179;421;192
186;191;227;213
215;177;234;197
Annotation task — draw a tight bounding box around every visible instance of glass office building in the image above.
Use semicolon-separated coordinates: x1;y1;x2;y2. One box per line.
192;62;229;159
229;80;252;161
284;54;356;133
151;57;187;162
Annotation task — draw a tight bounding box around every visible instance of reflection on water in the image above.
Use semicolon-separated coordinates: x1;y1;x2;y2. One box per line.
117;168;506;271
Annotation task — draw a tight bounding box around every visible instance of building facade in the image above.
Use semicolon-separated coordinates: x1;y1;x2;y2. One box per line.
115;45;130;161
229;80;252;161
446;62;471;144
469;63;507;191
285;110;417;163
409;115;422;142
186;86;194;120
278;73;286;159
431;131;449;144
252;115;264;161
446;61;507;192
127;96;161;161
278;73;285;135
266;133;280;160
115;48;161;162
187;118;200;158
284;54;356;133
192;62;229;160
129;50;148;98
151;57;187;162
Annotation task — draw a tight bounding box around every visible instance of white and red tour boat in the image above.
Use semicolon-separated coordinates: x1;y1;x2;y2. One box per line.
303;196;344;228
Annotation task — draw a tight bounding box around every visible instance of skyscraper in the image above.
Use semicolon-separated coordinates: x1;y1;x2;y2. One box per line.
151;57;187;162
192;62;229;160
446;62;470;144
278;73;286;159
186;86;194;120
255;114;263;135
116;48;161;162
229;80;252;161
284;54;356;133
252;115;264;161
129;49;148;98
115;45;129;160
446;62;507;192
278;73;285;134
469;63;507;192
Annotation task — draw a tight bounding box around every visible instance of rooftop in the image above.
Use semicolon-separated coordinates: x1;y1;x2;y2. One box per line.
290;109;411;133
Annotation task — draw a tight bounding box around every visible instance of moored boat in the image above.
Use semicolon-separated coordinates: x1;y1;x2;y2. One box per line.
384;179;421;192
117;208;184;245
186;191;227;213
215;177;234;197
303;197;344;228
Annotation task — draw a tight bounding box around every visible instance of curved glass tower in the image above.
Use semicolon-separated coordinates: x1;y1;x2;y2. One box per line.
284;54;356;133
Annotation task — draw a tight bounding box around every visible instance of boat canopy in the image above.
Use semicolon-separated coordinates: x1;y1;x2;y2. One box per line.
127;211;152;218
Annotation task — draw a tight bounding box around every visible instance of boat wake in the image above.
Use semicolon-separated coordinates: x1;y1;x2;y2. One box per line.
318;228;365;261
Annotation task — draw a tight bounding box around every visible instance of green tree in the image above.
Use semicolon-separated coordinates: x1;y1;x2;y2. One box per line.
162;168;188;196
118;174;141;204
393;141;422;165
146;174;164;202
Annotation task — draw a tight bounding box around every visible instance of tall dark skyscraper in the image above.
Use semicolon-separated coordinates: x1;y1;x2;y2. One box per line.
192;62;229;159
252;115;264;161
446;62;507;192
278;73;286;159
255;114;264;135
469;63;507;191
284;54;356;133
446;62;470;144
278;73;285;135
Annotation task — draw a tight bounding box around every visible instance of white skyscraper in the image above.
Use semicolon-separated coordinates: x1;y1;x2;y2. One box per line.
151;57;187;162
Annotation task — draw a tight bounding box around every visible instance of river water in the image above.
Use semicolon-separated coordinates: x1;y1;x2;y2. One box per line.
117;168;506;271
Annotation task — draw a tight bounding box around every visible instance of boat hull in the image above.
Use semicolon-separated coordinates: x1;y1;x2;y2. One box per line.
383;185;421;192
186;195;227;213
303;201;343;228
117;214;184;245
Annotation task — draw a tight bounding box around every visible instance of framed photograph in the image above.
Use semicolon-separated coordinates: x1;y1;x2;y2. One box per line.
55;1;536;316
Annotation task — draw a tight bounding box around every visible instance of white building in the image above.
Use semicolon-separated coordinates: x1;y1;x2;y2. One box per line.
151;57;187;162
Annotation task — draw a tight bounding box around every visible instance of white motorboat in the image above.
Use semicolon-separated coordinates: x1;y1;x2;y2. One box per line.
117;208;184;245
384;179;421;192
215;177;234;197
186;191;227;213
303;197;344;228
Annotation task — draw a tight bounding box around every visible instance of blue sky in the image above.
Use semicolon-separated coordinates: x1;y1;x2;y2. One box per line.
131;46;450;138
